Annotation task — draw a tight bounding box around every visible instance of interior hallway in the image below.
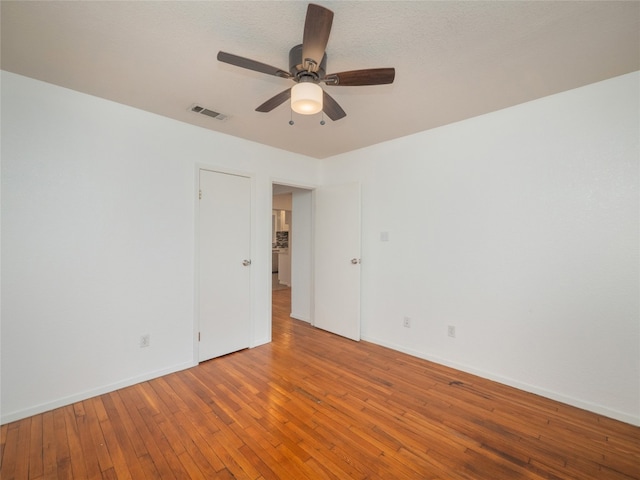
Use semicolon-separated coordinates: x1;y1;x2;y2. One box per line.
272;273;289;291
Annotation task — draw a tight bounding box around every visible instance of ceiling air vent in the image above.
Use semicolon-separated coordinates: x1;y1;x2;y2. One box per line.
189;104;228;121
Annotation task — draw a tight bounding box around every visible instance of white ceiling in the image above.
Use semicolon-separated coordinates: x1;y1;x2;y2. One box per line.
2;1;638;159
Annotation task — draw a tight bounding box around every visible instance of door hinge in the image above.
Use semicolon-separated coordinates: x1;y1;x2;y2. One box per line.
198;189;202;200
198;332;201;342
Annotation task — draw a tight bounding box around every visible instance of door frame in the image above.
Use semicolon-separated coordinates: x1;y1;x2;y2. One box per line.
270;180;317;333
194;164;256;365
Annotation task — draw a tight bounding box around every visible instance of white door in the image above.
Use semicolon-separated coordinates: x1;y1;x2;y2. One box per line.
314;182;361;341
198;169;251;361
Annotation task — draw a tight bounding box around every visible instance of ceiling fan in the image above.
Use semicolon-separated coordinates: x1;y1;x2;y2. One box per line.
217;3;395;121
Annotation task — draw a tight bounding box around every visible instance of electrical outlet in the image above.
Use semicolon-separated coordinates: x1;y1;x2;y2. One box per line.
403;317;411;328
448;325;456;338
140;334;150;348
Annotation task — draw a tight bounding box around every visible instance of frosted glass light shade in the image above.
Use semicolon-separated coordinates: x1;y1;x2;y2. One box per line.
291;82;323;115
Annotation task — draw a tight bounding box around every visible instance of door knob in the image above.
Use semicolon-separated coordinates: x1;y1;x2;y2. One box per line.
242;259;252;266
350;258;360;264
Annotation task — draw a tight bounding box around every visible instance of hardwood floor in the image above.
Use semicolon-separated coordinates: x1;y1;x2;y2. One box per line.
2;288;639;479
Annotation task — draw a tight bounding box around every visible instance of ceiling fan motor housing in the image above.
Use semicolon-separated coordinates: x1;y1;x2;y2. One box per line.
289;44;326;82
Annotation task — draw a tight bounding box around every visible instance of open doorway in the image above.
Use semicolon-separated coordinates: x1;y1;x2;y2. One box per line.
272;191;292;291
272;183;313;325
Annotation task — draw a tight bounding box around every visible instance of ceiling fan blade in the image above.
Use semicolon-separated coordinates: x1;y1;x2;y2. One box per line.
256;88;292;112
302;4;334;72
324;68;395;86
322;91;346;121
217;51;292;79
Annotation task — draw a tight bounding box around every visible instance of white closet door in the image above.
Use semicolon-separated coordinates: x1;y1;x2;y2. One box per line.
314;182;361;341
198;169;251;361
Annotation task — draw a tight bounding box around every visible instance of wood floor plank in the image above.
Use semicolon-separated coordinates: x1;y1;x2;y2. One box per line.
156;409;225;477
96;397;137;480
151;375;253;478
0;423;7;470
71;402;102;480
177;450;209;480
117;387;180;480
82;398;114;475
12;417;32;480
40;411;58;479
1;423;20;479
27;413;44;479
237;443;281;480
205;429;256;480
2;287;639;479
103;391;148;460
53;408;73;479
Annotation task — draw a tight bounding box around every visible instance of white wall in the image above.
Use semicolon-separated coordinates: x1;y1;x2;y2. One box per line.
291;189;313;322
322;72;640;425
1;71;320;423
3;70;638;427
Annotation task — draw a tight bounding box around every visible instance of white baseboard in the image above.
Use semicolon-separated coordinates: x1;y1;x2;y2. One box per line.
1;361;196;425
290;312;310;323
362;335;640;427
251;336;271;348
7;338;636;427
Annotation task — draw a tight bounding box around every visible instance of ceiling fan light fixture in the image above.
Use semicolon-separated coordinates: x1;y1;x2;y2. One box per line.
291;82;323;115
217;4;394;121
